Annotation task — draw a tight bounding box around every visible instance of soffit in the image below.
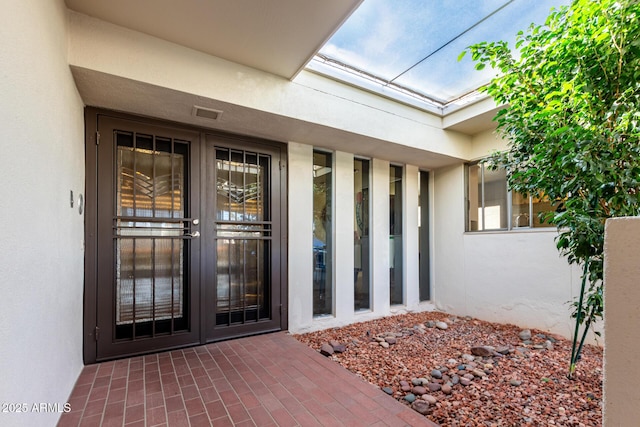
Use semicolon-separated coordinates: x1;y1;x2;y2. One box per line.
64;0;362;79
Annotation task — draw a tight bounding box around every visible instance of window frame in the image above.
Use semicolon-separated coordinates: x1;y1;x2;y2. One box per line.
465;160;554;232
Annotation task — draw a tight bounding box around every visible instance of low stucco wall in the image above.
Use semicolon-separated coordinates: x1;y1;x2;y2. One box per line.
461;230;590;339
433;165;602;343
603;217;640;425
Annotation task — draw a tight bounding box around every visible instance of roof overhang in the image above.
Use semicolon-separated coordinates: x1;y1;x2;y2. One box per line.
65;0;363;79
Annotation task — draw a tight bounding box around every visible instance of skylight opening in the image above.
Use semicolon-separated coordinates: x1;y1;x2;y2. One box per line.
306;0;571;115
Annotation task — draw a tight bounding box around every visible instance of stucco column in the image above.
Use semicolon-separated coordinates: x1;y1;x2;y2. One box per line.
603;217;640;425
334;151;355;321
404;164;420;307
371;158;390;314
287;142;314;331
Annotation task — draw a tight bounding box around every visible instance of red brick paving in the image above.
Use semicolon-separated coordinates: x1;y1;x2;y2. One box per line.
58;332;438;426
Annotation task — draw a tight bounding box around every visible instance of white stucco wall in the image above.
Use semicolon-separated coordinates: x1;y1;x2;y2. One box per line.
432;164;467;311
432;165;601;343
603;217;640;426
66;10;472;165
463;231;582;335
470;128;508;160
286;142;314;332
0;0;85;426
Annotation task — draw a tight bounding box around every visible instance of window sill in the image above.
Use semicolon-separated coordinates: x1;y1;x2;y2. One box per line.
464;227;556;236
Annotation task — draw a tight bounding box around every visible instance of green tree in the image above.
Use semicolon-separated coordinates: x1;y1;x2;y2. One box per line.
461;0;640;378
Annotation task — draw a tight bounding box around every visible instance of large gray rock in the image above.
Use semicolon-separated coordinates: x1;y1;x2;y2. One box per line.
320;343;334;356
471;346;494;357
435;321;449;330
519;329;532;341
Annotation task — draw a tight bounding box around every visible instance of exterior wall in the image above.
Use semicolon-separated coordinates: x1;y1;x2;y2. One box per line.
0;0;85;425
432;164;467;310
432;164;600;343
462;231;582;335
66;10;472;165
469;128;507;160
603;217;640;425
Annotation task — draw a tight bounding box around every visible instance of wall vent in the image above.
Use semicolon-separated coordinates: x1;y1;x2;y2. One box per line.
193;106;223;121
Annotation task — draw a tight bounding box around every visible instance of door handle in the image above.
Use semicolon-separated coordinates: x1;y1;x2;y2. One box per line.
186;231;200;238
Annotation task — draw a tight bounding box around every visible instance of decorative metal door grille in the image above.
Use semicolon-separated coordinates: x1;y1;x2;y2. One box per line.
114;131;190;339
214;148;271;326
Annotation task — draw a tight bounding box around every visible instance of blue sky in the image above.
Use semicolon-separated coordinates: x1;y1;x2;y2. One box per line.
316;0;571;104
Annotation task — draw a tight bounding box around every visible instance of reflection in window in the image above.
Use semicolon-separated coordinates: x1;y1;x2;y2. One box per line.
354;159;370;311
114;132;188;339
467;161;553;231
313;151;332;316
216;149;267;222
390;165;403;305
214;148;270;326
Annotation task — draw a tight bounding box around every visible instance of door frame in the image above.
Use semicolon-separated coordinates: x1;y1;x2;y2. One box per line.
83;108;288;364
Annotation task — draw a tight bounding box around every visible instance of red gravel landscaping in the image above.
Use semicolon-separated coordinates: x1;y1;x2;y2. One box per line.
294;311;602;426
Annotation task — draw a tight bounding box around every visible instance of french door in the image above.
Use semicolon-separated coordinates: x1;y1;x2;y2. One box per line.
84;110;286;363
204;135;284;341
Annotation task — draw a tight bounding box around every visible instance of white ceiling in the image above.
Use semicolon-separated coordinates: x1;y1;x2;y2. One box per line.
65;0;362;79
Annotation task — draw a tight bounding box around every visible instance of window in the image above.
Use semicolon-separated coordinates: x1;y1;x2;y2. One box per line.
466;161;553;231
418;170;430;301
313;151;333;316
354;158;371;311
390;165;403;305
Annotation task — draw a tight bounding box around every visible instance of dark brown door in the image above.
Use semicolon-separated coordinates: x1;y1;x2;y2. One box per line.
93;115;202;361
84;110;287;363
204;136;284;341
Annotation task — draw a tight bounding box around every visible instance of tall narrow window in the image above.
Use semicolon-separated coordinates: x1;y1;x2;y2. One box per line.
354;158;370;311
389;165;403;305
313;151;332;316
418;170;430;301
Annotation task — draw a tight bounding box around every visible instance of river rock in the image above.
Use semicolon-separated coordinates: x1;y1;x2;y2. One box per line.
422;394;437;404
471;346;494;357
320;343;334;356
411;400;430;415
412;386;427;396
427;382;441;392
435;321;449;330
519;329;532;341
